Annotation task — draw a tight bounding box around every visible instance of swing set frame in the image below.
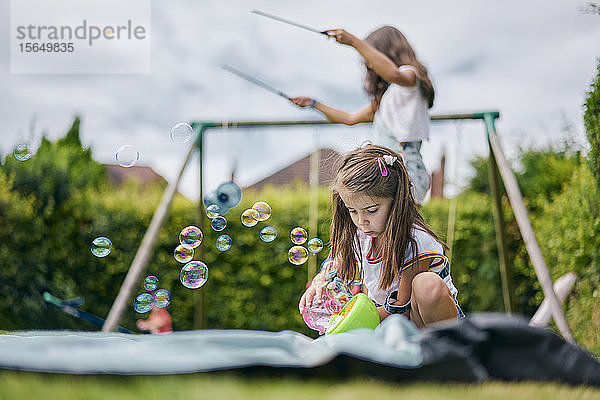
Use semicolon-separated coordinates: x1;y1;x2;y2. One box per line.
100;111;575;344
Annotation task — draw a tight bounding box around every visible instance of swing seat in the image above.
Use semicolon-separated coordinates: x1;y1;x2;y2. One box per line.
529;272;577;328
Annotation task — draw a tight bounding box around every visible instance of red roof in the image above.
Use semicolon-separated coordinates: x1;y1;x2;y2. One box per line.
245;147;445;199
245;148;342;191
105;164;167;186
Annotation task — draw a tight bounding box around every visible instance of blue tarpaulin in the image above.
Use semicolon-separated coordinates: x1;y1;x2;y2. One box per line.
0;314;598;386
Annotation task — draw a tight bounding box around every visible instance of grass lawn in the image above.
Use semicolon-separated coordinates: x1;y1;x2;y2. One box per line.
0;370;598;400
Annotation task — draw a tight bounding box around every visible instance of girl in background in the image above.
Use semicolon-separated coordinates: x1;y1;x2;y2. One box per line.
291;26;434;204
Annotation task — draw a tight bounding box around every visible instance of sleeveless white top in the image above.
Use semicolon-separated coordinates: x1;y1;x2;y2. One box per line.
355;227;457;306
372;65;430;145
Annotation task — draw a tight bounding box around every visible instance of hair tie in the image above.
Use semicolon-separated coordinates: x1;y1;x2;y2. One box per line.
377;157;388;177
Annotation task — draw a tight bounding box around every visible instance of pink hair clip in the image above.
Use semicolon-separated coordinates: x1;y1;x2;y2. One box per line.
377;157;388;177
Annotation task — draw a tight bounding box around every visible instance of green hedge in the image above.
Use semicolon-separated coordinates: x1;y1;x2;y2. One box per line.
198;184;331;336
532;164;600;352
2;117;598;352
584;60;600;189
0;123;332;337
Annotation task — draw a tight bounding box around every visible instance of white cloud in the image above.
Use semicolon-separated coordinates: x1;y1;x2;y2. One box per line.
1;0;599;200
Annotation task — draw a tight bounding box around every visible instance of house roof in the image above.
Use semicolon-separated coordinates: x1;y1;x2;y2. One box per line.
105;164;167;186
244;147;446;200
244;148;342;191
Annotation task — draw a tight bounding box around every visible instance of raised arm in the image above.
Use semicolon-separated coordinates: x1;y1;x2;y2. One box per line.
290;96;375;126
324;29;417;87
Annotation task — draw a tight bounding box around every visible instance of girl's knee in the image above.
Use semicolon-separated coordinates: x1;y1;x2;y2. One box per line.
412;272;448;305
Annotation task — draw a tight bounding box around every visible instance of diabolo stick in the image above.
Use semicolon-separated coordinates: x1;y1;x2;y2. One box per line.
251;10;328;36
222;64;290;100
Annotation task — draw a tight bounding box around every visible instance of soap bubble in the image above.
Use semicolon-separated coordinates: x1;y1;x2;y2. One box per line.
13;143;32;161
144;275;158;291
179;226;203;248
216;234;232;251
259;226;277;242
115;145;139;167
211;216;227;231
91;236;112;257
327;278;352;303
180;261;209;289
302;302;331;333
288;246;309;265
312;273;329;288
325;298;344;314
170;122;194;144
252;201;271;221
307;238;324;254
241;208;259;227
206;204;221;219
320;258;337;279
174;244;194;263
290;227;308;245
134;293;153;313
153;288;171;308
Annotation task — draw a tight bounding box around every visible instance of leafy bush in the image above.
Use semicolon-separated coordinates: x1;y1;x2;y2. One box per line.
0;121;331;337
1;116;598;352
532;164;600;353
584;60;600;189
196;183;331;337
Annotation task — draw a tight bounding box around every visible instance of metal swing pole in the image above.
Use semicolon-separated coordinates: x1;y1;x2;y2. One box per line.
308;129;321;281
193;122;214;329
481;112;575;343
445;122;462;265
484;114;515;314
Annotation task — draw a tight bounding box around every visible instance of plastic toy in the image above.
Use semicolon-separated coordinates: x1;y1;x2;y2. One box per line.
302;259;380;335
325;293;380;335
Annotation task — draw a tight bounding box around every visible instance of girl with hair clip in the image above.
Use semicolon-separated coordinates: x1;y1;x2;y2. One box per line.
290;26;433;205
299;145;463;328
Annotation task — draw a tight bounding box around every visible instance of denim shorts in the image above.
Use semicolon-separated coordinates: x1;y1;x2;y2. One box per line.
374;295;466;320
401;142;431;205
454;297;466;320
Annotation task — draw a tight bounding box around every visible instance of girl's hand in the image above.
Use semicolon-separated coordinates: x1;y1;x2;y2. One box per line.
290;96;314;108
298;282;325;314
324;29;358;46
136;319;148;330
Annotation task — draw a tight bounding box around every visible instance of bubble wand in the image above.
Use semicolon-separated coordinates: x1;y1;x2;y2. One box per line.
251;10;328;37
222;64;291;100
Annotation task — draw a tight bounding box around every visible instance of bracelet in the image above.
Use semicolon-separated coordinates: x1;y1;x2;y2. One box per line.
384;290;411;315
311;99;317;108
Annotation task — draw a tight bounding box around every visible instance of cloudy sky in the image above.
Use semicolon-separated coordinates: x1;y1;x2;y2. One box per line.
1;0;599;200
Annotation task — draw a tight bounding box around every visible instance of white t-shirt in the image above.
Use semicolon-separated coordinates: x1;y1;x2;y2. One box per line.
355;227;458;306
372;65;430;146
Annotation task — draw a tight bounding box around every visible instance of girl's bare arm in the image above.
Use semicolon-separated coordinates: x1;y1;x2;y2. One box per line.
325;29;417;87
378;258;432;321
290;97;374;125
